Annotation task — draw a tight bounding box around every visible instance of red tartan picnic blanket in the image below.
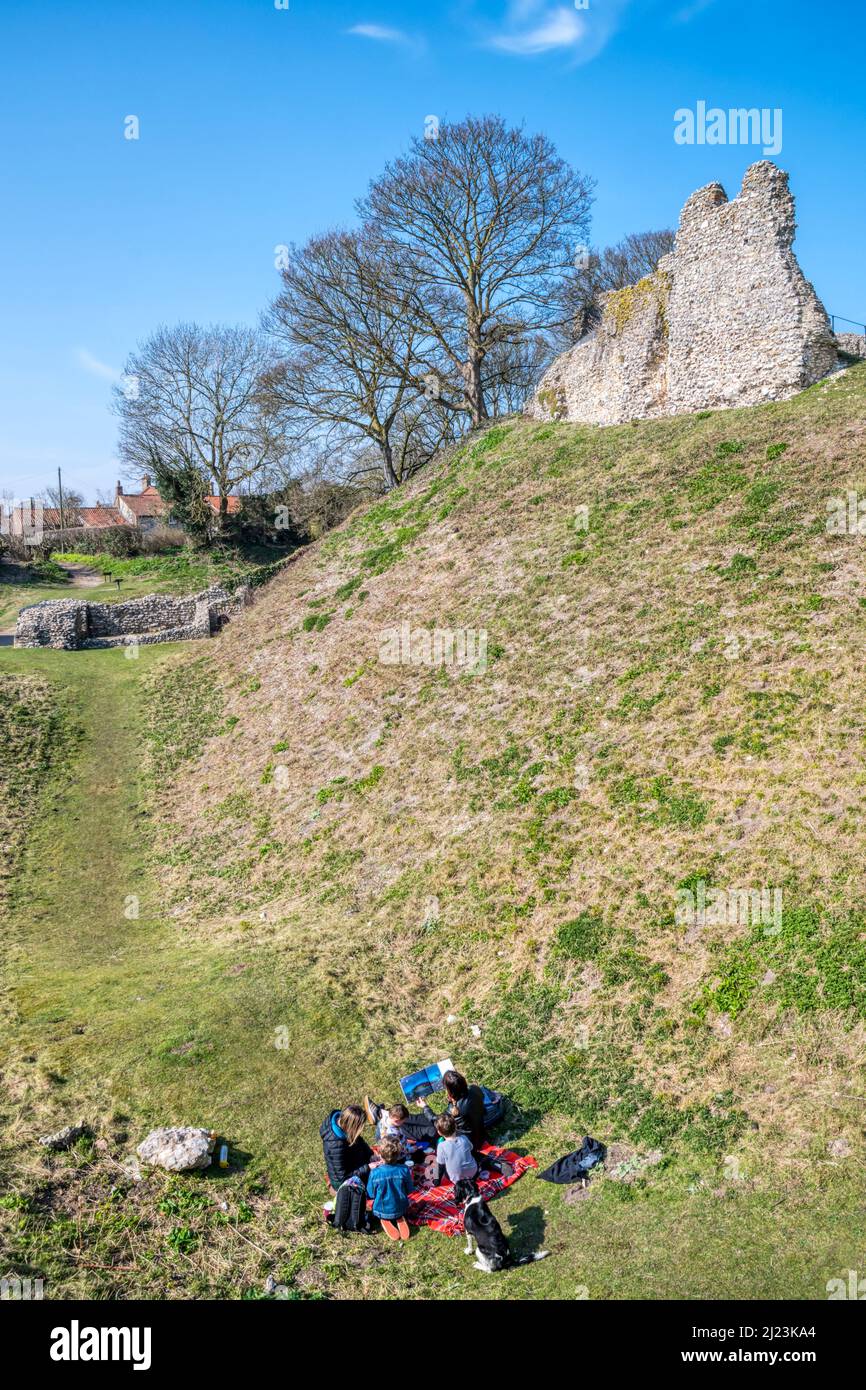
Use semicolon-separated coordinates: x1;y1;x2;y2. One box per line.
406;1143;537;1236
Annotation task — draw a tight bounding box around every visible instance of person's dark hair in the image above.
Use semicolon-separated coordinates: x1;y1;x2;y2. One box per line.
435;1113;457;1137
389;1104;409;1122
443;1070;468;1102
379;1137;404;1165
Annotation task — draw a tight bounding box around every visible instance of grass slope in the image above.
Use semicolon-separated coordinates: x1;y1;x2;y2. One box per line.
3;368;866;1299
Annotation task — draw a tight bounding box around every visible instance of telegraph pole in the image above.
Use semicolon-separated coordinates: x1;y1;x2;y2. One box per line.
57;466;65;548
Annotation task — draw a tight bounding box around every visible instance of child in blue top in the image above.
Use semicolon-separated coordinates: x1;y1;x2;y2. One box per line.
366;1136;415;1240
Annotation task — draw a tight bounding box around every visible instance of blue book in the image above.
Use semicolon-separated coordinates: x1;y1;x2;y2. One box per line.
399;1058;454;1104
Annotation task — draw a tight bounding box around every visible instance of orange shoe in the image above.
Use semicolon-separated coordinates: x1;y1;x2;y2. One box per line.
396;1217;410;1240
381;1219;400;1241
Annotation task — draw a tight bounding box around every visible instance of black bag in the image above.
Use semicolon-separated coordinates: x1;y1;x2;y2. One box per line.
481;1086;507;1130
332;1180;370;1232
538;1135;606;1184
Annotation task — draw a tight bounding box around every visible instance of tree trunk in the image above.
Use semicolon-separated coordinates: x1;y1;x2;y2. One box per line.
465;322;488;428
381;440;399;492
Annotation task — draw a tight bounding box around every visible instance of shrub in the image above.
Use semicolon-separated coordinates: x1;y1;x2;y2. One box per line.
59;526;144;558
142;525;187;554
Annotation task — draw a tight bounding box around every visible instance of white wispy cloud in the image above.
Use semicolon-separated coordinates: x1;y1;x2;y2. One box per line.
488;4;587;55
481;1;631;62
75;348;119;382
346;23;412;45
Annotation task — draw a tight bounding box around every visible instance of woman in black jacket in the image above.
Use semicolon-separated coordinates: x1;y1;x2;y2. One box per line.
320;1104;373;1193
443;1070;487;1150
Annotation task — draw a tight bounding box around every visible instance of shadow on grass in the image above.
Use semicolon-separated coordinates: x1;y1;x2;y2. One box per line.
208;1141;254;1176
507;1202;547;1259
490;1100;543;1146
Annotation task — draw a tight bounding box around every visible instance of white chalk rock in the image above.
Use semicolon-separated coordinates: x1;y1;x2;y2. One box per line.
137;1126;215;1172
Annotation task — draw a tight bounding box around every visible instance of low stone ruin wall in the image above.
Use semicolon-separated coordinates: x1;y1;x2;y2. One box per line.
86;593;200;639
15;584;250;650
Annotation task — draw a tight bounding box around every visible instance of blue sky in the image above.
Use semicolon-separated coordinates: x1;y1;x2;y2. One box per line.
1;0;864;501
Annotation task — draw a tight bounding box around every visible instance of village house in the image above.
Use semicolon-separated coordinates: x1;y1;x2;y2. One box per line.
6;476;241;541
114;477;174;532
5;500;124;539
114;476;242;533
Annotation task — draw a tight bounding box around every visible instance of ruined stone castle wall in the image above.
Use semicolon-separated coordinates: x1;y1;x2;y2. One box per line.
533;271;672;425
664;162;837;414
85;593;200;638
836;333;866;359
14;585;250;650
528;162;842;427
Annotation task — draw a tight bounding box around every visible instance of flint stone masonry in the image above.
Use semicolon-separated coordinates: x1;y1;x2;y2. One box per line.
14;584;249;650
529;162;842;427
836;332;866;359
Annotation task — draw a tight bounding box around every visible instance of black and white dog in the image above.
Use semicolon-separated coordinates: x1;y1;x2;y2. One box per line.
454;1179;549;1273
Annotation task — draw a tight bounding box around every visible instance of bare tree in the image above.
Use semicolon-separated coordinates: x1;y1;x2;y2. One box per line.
263;229;460;492
602;229;676;285
113;323;284;529
38;485;84;521
359;114;594;428
556;228;676;347
481;331;552;417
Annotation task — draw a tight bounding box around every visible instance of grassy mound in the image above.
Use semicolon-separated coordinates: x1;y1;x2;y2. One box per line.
2;366;866;1299
158;365;866;1176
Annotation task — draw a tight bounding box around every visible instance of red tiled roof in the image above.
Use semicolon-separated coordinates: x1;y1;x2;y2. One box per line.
114;485;241;521
120;493;170;518
5;504;77;532
27;505;127;531
79;506;126;529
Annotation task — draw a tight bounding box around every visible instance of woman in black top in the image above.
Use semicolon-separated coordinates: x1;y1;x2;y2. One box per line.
320;1104;373;1193
443;1070;486;1150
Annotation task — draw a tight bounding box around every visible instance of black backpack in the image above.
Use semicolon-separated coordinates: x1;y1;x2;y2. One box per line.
481;1086;507;1130
332;1181;370;1233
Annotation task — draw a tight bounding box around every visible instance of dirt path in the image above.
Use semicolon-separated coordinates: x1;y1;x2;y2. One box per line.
61;561;103;588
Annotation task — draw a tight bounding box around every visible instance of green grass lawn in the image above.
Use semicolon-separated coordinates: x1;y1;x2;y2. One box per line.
52;546;284;588
0;641;862;1300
